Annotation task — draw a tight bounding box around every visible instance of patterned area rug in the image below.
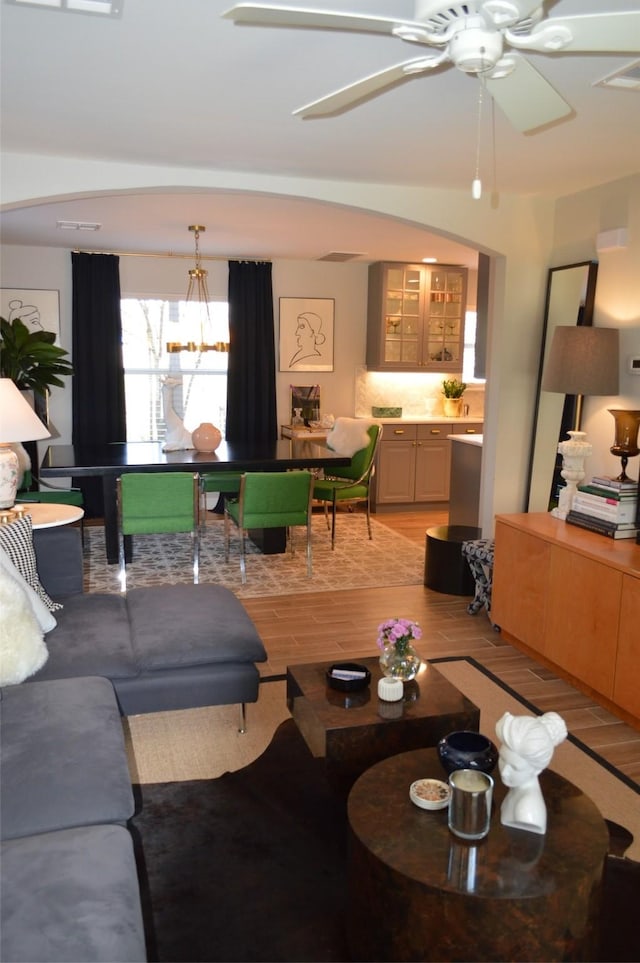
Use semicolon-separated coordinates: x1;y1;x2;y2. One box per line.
84;514;424;598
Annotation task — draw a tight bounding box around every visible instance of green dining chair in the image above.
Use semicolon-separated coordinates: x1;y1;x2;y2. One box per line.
224;471;313;584
116;471;200;593
312;423;382;549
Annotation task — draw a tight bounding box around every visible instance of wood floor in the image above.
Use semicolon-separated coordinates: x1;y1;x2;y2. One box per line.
242;508;640;785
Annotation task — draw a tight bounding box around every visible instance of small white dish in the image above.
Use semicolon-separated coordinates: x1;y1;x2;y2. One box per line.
409;778;451;811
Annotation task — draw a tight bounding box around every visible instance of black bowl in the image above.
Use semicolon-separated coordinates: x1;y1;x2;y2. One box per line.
437;730;498;775
326;662;371;693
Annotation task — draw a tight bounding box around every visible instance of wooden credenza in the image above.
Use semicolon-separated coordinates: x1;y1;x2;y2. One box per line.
492;512;640;727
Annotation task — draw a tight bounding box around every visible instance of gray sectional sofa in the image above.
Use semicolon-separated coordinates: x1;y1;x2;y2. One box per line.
1;523;269;962
30;525;268;723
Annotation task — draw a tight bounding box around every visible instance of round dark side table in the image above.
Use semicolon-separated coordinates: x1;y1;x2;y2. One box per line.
425;524;481;595
347;747;608;962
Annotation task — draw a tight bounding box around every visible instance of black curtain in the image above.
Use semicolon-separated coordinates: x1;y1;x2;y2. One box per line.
225;260;277;444
71;252;126;517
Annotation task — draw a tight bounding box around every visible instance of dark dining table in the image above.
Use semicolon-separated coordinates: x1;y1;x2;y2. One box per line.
39;439;351;564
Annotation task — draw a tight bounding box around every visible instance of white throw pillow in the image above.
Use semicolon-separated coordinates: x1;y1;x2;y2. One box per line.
0;547;57;633
326;417;372;457
0;567;49;686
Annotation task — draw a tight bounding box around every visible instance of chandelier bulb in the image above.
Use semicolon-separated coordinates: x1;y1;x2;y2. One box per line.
472;178;482;200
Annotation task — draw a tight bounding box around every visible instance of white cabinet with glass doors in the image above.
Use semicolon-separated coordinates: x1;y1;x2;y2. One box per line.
366;262;468;371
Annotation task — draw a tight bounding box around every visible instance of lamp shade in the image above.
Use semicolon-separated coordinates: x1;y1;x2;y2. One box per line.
0;379;51;443
541;327;619;396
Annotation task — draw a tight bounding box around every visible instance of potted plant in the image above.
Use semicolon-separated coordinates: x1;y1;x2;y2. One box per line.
0;316;73;396
441;378;467;418
0;316;73;487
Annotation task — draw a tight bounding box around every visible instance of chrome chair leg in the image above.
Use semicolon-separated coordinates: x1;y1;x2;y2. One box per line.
223;508;230;562
192;529;200;584
239;528;247;583
118;531;127;594
239;703;247;734
306;518;313;577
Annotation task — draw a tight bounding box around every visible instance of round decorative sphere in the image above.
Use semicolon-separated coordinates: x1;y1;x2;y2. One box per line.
437;730;498;776
192;422;222;452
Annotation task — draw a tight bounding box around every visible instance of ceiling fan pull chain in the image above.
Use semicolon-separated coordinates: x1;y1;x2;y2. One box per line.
472;78;485;200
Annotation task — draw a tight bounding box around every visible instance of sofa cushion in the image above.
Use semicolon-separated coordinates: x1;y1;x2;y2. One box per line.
0;825;147;963
31;594;139;681
1;677;134;840
0;514;62;612
126;584;267;670
0;566;49;686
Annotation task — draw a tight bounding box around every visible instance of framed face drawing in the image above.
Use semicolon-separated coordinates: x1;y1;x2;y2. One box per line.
0;288;61;341
279;297;334;372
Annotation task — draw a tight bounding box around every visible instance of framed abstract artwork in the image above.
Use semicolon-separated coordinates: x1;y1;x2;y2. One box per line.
0;288;61;341
279;297;334;372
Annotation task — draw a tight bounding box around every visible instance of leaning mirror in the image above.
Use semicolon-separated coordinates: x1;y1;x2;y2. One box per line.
526;261;599;513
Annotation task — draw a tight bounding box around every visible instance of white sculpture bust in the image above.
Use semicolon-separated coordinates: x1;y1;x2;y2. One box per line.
495;711;567;835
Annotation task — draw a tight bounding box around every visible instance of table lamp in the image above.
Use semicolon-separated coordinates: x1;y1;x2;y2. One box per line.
0;379;51;509
541;326;619;518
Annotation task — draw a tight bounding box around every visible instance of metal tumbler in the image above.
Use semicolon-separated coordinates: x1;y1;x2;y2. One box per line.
448;768;494;840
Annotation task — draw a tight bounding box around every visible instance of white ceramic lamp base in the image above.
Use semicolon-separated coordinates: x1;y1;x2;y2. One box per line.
551;431;592;520
0;445;20;509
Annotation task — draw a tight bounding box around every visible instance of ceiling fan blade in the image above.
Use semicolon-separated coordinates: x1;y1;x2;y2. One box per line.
293;57;445;118
507;11;640;54
222;3;418;36
486;55;572;132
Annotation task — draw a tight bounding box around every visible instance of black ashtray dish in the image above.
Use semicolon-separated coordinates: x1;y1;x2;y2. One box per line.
326;662;371;693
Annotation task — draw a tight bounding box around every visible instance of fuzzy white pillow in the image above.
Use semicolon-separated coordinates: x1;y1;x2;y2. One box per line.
326;417;373;457
0;547;57;633
0;567;49;686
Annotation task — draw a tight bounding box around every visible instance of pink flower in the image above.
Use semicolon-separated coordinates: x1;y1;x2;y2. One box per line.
376;617;422;653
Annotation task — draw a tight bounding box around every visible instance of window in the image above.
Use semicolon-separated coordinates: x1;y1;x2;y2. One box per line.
121;299;229;442
462;310;484;385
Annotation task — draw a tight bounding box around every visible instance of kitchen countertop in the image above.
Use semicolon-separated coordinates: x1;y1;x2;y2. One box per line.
357;416;483;425
447;433;484;446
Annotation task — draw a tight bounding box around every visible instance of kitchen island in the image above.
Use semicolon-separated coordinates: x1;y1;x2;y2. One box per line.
448;433;483;527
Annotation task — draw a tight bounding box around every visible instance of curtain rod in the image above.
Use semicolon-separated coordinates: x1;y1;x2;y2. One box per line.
72;249;270;263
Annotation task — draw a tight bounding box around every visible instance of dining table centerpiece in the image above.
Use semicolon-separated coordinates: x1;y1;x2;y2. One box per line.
377;617;422;681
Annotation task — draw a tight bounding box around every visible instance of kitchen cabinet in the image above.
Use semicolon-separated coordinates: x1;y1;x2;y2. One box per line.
373;422;482;508
367;262;468;371
492;512;640;724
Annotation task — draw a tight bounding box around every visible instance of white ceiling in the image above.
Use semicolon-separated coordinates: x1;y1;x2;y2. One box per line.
1;0;639;266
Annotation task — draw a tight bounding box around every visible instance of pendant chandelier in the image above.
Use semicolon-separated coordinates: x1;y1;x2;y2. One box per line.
166;225;229;354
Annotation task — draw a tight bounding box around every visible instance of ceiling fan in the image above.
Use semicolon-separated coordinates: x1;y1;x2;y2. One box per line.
223;1;640;132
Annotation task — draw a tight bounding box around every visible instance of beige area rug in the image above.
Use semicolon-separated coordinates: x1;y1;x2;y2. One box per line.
125;659;639;858
123;680;291;785
84;514;424;597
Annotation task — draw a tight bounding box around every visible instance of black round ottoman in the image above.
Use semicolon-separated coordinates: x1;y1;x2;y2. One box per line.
424;524;481;595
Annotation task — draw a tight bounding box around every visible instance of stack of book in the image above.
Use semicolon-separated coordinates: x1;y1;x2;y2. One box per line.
567;475;639;539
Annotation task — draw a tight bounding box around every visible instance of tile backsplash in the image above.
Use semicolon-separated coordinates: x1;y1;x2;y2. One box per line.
353;366;485;420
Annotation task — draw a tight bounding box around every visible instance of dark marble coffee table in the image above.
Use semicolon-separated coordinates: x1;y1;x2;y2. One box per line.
285;656;480;793
347;747;609;962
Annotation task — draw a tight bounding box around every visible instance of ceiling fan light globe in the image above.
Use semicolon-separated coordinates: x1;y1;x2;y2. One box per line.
449;24;503;73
